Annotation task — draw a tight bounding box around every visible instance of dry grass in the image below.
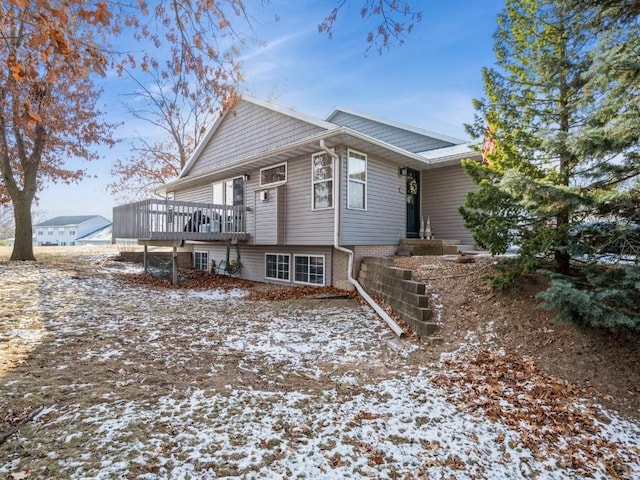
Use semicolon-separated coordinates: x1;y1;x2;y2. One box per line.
1;248;639;479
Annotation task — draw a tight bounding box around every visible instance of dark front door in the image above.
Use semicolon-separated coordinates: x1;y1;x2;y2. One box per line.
406;168;421;238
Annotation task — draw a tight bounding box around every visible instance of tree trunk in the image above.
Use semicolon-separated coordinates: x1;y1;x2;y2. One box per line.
555;247;571;276
10;195;36;261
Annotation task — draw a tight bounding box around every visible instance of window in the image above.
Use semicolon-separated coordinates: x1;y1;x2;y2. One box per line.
69;230;76;235
312;152;333;209
347;150;367;210
48;231;54;236
194;251;209;271
260;163;287;187
294;255;325;285
37;230;43;236
265;254;290;281
212;177;245;233
212;177;245;206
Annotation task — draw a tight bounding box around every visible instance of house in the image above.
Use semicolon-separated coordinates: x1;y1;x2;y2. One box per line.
35;215;112;246
113;97;480;290
76;224;113;246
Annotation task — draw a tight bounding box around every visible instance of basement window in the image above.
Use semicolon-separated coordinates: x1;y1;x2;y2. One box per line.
265;253;290;281
294;255;325;285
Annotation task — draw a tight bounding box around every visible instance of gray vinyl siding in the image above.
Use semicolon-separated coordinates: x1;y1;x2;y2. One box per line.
174;184;211;203
253;186;285;244
245;156;333;246
341;153;405;245
188;101;327;177
195;244;333;285
284;156;334;245
422;164;477;245
328;111;454;153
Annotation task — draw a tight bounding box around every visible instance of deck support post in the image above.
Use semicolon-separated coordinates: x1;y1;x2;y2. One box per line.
172;246;178;285
143;245;148;274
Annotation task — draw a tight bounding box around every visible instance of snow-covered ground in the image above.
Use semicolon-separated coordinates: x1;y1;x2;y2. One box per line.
0;256;639;479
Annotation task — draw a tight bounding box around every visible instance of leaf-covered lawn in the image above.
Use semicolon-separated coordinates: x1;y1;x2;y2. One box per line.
1;252;639;479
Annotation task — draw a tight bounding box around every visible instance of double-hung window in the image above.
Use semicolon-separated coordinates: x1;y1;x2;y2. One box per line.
294;255;325;285
347;150;367;210
265;253;290;281
312;153;333;210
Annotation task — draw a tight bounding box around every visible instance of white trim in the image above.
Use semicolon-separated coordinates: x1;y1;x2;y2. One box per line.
211;175;245;205
241;95;337;130
293;254;326;286
259;162;287;188
194;250;209;271
325;106;465;145
346;149;367;211
311;151;334;211
264;253;291;282
158;126;437;194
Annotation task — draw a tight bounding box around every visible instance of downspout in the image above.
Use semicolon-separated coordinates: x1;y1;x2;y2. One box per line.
320;139;405;337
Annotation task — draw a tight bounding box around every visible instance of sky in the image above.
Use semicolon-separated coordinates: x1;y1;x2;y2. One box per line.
35;0;504;222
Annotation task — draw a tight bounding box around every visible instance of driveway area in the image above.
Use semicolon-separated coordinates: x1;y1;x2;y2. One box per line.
1;250;639;479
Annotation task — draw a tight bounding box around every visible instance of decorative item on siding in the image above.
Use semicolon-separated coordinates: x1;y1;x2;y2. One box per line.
407;176;418;204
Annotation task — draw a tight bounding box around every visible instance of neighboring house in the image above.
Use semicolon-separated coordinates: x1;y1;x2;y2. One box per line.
35;216;112;246
76;224;113;246
113;97;479;289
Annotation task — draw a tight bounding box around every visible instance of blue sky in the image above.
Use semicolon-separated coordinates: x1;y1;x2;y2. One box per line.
35;0;503;222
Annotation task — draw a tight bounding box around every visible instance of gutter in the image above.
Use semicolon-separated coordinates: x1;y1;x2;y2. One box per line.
320;139;405;337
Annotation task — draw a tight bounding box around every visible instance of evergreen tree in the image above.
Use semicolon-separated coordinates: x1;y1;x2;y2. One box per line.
460;0;640;329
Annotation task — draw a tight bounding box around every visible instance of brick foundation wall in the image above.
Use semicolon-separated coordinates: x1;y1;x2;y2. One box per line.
353;245;398;278
331;248;353;291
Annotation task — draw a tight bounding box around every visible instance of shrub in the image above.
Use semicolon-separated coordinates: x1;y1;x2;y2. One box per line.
538;264;640;331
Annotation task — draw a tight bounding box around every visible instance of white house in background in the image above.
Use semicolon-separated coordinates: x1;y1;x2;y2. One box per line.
76;224;113;246
34;216;111;246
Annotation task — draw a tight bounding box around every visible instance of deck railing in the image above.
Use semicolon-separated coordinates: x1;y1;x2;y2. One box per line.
113;199;248;242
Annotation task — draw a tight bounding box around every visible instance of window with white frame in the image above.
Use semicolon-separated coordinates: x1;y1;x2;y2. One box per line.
347;150;367;210
294;255;325;285
260;163;287;187
312;152;333;209
212;176;245;232
194;251;209;271
265;253;290;281
212;177;245;206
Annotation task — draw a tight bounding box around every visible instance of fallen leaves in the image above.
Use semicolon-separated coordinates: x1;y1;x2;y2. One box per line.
433;348;633;478
245;285;355;302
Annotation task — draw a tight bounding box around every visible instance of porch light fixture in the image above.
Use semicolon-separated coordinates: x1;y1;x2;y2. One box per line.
242;174;249;182
399;167;408;176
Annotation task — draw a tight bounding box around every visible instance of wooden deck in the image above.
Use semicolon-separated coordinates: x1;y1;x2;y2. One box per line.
113;199;249;242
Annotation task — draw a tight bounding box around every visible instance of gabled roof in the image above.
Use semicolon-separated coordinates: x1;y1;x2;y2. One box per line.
165;96;474;192
178;96;336;179
325;106;466;146
161;126;440;193
76;224;112;241
35;215;108;227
